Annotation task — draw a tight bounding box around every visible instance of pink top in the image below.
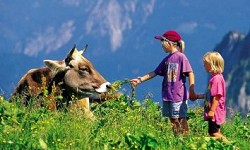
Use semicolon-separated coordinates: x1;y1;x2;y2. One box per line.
204;73;226;125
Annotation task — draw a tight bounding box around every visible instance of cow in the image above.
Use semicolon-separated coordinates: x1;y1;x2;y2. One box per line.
11;44;111;118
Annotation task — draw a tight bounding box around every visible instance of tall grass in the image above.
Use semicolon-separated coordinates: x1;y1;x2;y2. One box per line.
0;85;249;149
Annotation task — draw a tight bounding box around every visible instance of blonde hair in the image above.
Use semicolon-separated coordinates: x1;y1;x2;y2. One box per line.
203;51;224;73
174;40;185;53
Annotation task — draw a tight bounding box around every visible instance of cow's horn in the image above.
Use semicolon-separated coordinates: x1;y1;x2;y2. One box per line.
68;44;77;57
81;44;88;53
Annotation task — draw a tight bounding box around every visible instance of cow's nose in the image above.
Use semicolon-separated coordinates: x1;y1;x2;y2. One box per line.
106;82;111;89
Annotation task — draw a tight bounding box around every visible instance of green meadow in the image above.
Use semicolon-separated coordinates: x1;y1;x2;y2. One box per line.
0;81;249;150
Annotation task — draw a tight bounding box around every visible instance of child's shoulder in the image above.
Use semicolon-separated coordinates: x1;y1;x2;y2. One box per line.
174;51;189;59
210;73;225;82
173;51;185;56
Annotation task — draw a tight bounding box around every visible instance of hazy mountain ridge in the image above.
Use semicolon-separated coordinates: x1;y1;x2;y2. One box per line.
216;31;250;115
0;0;156;56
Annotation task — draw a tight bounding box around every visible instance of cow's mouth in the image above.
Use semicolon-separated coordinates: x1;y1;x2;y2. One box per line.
65;86;94;98
67;82;111;97
75;88;96;97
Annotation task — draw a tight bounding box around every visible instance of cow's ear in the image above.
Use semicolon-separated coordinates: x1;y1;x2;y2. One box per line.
44;60;67;75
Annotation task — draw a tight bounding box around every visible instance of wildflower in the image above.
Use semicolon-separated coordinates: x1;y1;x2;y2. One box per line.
39;138;47;149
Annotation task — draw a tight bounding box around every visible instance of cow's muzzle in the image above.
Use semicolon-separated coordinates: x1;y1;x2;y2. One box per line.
95;82;111;93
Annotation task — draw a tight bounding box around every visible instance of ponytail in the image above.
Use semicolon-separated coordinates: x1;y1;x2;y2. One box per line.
177;40;185;53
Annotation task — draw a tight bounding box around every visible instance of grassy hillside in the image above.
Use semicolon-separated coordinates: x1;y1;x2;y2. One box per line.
0;82;249;149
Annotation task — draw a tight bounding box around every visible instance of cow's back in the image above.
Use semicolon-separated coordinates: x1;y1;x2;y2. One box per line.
14;67;53;97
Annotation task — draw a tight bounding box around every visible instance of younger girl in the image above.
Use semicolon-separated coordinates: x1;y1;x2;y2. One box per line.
130;30;196;136
195;51;228;142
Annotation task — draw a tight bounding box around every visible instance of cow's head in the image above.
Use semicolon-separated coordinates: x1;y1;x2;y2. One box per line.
44;45;111;98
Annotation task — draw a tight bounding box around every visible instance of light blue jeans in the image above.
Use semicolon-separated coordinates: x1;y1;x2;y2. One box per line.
162;100;187;118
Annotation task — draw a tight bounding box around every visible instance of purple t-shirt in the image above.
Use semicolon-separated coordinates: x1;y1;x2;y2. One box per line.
204;73;226;125
154;51;193;102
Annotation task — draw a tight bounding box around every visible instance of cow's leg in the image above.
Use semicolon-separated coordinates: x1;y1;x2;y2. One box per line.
68;98;95;119
75;97;90;110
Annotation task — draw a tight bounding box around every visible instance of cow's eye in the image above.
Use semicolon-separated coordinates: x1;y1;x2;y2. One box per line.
79;66;90;73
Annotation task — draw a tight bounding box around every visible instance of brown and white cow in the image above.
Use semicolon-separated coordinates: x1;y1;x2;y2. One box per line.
11;44;111;117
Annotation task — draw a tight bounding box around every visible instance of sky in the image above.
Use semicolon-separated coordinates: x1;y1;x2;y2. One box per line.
1;0;249;56
1;0;250;102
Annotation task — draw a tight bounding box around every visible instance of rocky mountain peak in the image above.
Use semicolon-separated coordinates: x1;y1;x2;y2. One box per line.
215;30;250;116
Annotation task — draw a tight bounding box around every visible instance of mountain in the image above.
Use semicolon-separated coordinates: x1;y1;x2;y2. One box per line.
0;0;250;111
215;31;250;116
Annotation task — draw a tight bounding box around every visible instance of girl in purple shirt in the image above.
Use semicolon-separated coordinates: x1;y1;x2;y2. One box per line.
130;30;196;136
195;51;229;142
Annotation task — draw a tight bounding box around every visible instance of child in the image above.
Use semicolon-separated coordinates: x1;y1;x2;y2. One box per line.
130;30;196;136
194;51;229;142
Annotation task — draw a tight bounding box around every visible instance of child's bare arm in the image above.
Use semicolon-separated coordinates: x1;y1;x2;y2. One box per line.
188;72;196;100
196;94;205;99
208;96;219;118
130;71;156;86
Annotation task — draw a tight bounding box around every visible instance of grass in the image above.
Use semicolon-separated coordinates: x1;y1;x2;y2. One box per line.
0;81;249;149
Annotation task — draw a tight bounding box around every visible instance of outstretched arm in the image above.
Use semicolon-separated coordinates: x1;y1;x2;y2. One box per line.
130;71;157;87
196;94;205;99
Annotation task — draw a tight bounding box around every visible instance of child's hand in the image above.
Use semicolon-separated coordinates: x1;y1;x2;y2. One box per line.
130;78;141;87
208;110;215;118
189;90;197;101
